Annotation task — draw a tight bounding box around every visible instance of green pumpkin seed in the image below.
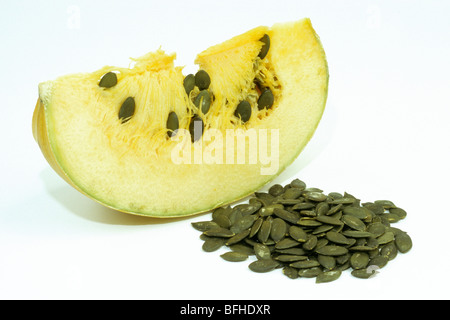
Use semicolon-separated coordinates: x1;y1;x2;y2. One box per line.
273;208;300;224
257;88;274;110
341;230;374;238
258;34;270;59
248;259;279;273
258;217;272;243
118;97;135;123
220;251;248;262
283;266;299;279
194;70;210;90
268;184;284;196
226;229;251;246
380;242;398;261
189;115;204;142
377;231;395;245
390;207;407;219
368;255;389;269
316;270;342;283
298;267;322;278
203;227;234;238
374;200;396;209
297;217;322;227
234;100;252;123
99;71;118;88
315;245;348;256
351;268;377;279
183;73;195;94
292;203;315;210
350;252;370;270
395;232;413;253
166;111;179;137
290;179;306;190
202;237;226;252
249;217;263;238
191;221;219;232
270;218;287;242
289;225;308;242
194;90;211;114
326;231;351;245
343;207;370;220
316;215;344;226
275;238;300;250
367;222;386;237
254;243;272;260
275;248;306;256
290;260;320;269
229;243;254;256
275;255;308;262
342;215;366;231
318;255;336;270
302;235;318;251
230;214;257;234
304;191;328;202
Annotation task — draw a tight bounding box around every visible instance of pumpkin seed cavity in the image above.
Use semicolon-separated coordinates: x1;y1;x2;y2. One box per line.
118;97;135;123
192;178;412;283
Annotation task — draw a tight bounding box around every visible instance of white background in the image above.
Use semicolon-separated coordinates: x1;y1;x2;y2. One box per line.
1;0;449;300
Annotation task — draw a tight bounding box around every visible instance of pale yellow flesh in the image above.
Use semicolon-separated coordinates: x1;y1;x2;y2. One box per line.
33;18;328;217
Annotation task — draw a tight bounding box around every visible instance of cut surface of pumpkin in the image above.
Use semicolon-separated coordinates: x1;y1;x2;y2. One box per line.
33;18;329;217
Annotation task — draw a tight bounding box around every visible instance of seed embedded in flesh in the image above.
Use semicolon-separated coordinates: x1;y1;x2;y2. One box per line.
194;90;211;114
257;88;274;110
195;70;211;90
118;97;135;123
234;100;252;123
166;111;179;137
189;115;204;142
258;34;270;59
99;72;117;88
183;74;195;95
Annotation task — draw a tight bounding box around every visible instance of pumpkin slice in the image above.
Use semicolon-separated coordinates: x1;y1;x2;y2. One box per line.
32;18;328;217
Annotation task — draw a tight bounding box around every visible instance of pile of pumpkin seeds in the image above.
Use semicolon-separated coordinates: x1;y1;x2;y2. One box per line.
192;179;412;283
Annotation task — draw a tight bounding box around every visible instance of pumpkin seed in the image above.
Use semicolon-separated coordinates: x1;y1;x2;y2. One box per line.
298;267;322;278
390;207;407;219
229;243;255;256
283;266;299;279
254;243;272;260
304;191;327;202
342;215;366;231
316;215;344;226
202;237;226;252
234;100;252;123
270;218;287;242
226;229;251;246
248;259;279;273
269;184;284;196
194;90;211;114
343;207;370;220
395;232;413;253
220;251;248;262
189;115;204;142
258;217;272;243
368;255;389;269
191;221;219;232
118;97;135;123
166;111;179;137
99;71;118;88
183;73;195;94
318;255;336;270
290;260;320;269
351;268;377;279
258;34;270;59
289;225;308;242
326;231;351;245
275;238;300;250
273;208;300;224
302;235;318;251
316;270;342;283
194;70;210;90
275;255;308;262
377;231;395;245
315;245;348;256
290;179;306;190
203;227;234;238
257;88;274;110
350;252;370;270
380;242;398;261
